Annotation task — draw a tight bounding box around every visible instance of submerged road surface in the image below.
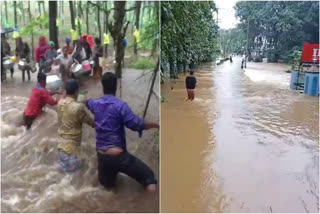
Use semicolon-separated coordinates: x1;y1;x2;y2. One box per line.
161;58;319;212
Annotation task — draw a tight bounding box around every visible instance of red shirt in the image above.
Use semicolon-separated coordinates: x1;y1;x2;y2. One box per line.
24;84;58;117
34;44;51;62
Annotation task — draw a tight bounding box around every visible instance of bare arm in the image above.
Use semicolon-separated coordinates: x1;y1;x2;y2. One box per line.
144;121;159;130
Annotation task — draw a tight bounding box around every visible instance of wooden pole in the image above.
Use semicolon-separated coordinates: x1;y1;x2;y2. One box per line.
143;59;159;119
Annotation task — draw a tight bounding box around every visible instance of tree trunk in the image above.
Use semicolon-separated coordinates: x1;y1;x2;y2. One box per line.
140;2;145;29
151;2;159;57
28;1;35;60
61;1;64;24
4;1;8;23
49;1;59;49
148;1;152;20
42;1;46;14
21;3;26;26
69;1;75;30
104;1;109;57
78;2;82;35
134;1;141;55
13;1;17;27
86;3;89;34
38;2;41;15
38;1;43;29
97;3;102;40
58;1;61;17
109;1;127;78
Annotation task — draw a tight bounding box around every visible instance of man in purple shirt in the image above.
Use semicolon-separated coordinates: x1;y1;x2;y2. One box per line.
86;72;159;192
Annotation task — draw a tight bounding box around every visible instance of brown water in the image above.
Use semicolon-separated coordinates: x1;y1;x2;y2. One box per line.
161;58;319;212
1;68;159;213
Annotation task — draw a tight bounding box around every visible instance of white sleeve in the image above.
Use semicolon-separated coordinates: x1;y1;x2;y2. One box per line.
72;45;77;56
81;48;86;59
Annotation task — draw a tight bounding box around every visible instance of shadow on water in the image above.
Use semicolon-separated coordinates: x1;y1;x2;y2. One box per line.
1;69;159;213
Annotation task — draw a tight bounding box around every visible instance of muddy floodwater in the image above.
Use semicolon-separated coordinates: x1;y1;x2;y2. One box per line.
161;57;319;212
1;68;159;213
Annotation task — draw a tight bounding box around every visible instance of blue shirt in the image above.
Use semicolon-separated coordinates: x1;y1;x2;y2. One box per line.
123;38;127;48
86;95;145;151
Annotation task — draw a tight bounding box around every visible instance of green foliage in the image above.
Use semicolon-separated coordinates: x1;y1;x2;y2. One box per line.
20;13;49;36
129;57;155;70
288;50;302;69
139;2;159;51
219;28;246;56
140;17;159;50
234;1;319;62
161;1;219;71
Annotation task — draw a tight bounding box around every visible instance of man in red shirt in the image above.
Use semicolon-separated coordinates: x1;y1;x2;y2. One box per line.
24;72;59;129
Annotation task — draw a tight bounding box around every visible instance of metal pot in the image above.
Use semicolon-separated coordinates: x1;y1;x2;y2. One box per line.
29;62;37;73
18;59;27;70
3;59;14;70
46;75;62;92
71;63;85;77
81;60;92;72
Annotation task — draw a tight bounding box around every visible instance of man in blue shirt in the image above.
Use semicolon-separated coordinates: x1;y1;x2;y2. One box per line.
86;72;159;192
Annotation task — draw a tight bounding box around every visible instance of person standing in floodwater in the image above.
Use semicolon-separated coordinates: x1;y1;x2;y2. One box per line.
64;37;74;55
16;36;31;81
185;70;197;101
93;37;103;79
35;36;51;74
23;72;60;130
1;34;14;79
56;46;74;84
57;79;94;172
241;54;245;69
86;72;159;192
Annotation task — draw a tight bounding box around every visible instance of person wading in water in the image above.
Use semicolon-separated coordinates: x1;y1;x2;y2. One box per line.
56;79;94;172
23;72;60;129
185;70;197;101
86;72;159;192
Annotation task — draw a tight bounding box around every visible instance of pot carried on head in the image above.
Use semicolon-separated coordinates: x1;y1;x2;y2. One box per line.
46;74;63;92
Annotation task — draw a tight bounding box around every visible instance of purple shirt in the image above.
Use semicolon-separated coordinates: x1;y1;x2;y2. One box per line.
86;95;145;151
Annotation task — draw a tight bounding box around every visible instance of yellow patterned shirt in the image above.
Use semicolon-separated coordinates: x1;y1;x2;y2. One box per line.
57;96;94;155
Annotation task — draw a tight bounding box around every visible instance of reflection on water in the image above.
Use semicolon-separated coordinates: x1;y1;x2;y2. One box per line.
209;59;319;212
161;68;224;213
161;58;319;213
1;70;159;213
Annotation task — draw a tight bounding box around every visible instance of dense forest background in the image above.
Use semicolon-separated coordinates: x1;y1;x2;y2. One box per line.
1;1;159;76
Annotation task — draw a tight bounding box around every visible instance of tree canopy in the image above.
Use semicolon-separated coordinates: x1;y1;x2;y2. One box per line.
234;1;319;62
161;1;219;72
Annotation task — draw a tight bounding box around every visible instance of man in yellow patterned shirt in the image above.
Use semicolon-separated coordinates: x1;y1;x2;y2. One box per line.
57;79;94;172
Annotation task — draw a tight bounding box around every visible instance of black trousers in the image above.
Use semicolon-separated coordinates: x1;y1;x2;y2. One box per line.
23;114;36;130
97;151;157;189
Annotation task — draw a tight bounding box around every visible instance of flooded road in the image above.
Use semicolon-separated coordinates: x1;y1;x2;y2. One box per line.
161;58;319;212
1;68;159;213
161;66;220;212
